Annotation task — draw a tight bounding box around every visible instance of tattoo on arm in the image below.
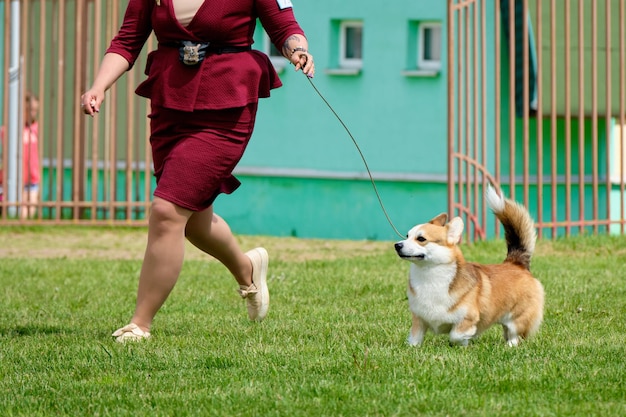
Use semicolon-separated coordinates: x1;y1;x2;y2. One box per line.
282;35;303;57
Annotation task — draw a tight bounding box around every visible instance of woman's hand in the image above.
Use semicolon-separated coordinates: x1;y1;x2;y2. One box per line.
80;89;104;117
283;34;315;78
290;48;315;78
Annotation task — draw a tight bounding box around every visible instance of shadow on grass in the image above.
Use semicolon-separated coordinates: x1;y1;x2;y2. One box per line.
0;324;66;337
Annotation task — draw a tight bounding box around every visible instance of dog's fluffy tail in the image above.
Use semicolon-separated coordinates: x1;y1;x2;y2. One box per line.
485;185;536;270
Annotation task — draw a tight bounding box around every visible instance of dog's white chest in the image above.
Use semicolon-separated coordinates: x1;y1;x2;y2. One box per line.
407;264;463;333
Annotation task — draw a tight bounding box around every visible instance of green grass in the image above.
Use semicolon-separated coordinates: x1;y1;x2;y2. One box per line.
1;227;625;416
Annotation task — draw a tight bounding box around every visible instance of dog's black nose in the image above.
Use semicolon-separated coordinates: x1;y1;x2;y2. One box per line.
394;242;403;251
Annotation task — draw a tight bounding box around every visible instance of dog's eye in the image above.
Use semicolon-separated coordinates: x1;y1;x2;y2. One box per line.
416;236;427;242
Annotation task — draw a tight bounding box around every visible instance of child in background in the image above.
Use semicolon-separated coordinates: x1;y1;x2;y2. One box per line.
0;92;41;219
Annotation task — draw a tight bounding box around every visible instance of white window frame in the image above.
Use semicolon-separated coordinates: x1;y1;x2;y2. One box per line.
339;21;363;70
417;22;442;71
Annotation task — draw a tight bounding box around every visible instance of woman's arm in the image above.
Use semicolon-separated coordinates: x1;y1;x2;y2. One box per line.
81;0;153;116
80;53;131;116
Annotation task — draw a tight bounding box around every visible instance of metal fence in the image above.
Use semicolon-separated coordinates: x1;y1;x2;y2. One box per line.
448;0;626;240
1;0;154;224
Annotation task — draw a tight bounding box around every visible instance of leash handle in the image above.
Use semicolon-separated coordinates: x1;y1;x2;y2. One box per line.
305;77;405;239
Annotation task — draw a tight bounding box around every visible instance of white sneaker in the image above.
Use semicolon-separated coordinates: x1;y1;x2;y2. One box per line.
112;323;151;343
239;247;269;321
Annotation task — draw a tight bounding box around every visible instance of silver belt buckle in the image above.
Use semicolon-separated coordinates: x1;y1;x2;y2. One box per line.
182;43;201;65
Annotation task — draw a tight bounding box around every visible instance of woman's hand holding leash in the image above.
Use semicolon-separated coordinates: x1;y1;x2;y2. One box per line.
289;48;314;78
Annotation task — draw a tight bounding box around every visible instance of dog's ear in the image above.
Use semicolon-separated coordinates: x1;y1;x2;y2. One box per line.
429;213;448;226
446;217;464;244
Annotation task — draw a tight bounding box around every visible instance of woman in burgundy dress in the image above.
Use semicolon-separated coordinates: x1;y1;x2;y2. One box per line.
81;0;314;342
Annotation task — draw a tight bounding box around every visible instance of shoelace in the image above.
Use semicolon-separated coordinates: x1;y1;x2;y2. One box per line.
238;284;258;298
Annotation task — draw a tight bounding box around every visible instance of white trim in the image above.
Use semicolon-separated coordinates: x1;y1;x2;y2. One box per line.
233;166;448;183
325;68;361;76
402;69;439;78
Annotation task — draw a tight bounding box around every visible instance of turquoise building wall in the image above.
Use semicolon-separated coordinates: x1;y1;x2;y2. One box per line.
215;0;452;240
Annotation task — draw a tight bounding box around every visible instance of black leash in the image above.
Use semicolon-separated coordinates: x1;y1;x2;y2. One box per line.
306;76;405;239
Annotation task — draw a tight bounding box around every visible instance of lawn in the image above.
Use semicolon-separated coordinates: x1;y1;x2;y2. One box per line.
0;227;625;416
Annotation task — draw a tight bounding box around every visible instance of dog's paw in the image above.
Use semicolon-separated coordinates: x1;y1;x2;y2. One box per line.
449;325;476;346
407;334;423;347
506;337;520;347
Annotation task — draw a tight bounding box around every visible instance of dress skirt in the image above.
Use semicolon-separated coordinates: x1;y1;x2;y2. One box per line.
149;102;258;211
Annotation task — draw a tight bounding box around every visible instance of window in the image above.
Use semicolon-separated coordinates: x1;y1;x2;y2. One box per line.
339;21;363;70
403;20;442;77
418;23;442;71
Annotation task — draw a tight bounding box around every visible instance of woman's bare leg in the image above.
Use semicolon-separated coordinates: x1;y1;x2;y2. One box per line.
130;197;192;332
185;206;253;287
186;206;269;321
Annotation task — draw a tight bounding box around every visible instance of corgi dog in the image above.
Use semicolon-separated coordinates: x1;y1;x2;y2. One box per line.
394;185;544;347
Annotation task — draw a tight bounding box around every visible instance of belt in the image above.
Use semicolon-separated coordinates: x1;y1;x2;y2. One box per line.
163;41;252;65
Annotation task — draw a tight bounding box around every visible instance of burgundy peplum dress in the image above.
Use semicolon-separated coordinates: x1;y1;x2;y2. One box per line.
106;0;305;210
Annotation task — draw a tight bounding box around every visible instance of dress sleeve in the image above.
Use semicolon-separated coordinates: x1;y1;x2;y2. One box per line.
105;0;154;69
255;0;306;53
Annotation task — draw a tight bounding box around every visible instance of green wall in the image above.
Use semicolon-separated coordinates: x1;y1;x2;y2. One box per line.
219;0;451;240
217;176;446;241
42;166;446;241
247;1;449;175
